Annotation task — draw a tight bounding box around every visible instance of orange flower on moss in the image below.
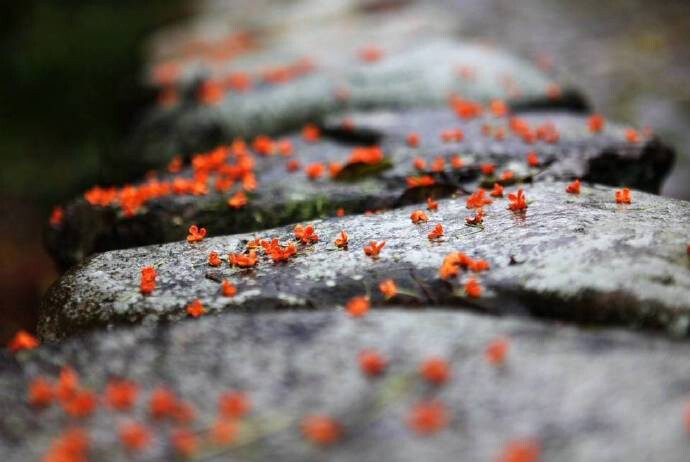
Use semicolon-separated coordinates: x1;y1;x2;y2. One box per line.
491;183;504;197
221;280;237;297
186;299;205;318
335;230;349;248
294;224;319;244
8;330;40;352
411;210;429;224
406;132;420;147
346;296;370;317
625;128;639;144
413;157;427;171
527;151;540;167
336;208;345;217
615;188;632;204
62;389;98;418
481;163;496;176
426;197;438;211
42;428;89;462
358;350;388;376
208;251;221;267
149;387;177;419
187;225;207;243
496;439;541;462
228;191;248;209
302;124;321;142
428;224;444;240
588;114;605;133
210;418;238;445
379;279;397;299
451;155;464;169
408;401;449;435
566;179;581;194
57;367;79;403
485;337;510;365
406;175;435;188
501;170;515;181
420;358;450;385
119;422;152;452
168;155;183;173
466;209;484;225
364;241;386;257
507;189;528;211
28;377;54;408
171;429;199;457
302;415;342;446
106;379;139;410
464;278;482;298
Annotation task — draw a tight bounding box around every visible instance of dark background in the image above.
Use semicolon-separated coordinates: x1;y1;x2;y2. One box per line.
1;0;688;343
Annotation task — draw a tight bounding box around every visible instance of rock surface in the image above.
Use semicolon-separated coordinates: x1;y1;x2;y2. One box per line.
47;108;674;269
126;0;585;172
40;181;690;341
5;310;690;461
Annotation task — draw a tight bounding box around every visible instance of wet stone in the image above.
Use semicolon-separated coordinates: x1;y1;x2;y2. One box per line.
47;108;674;269
5;310;690;461
40;182;690;341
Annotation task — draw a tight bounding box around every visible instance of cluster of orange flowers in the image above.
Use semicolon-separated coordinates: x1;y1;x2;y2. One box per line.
140;266;157;295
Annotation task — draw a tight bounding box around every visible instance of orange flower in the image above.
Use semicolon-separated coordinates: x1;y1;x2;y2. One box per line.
106;379;138;410
140;266;157;295
439;252;467;280
335;230;349;248
359;45;384;63
329;162;343;178
464;278;482;298
426;197;438;211
42;428;89;462
441;128;464;142
172;400;196;424
526;151;540;167
171;429;198;457
379;279;397;299
411;210;429;224
278;139;293;156
507;189;528;211
485;337;510;365
467;188;493;208
62;389;98;418
408;401;449;435
431;157;445;173
208;251;221;267
228;191;248;209
413;157;427;171
566;179;581;194
420;358;450;385
346;296;370;317
615;188;632;204
168;155;183;173
495;439;541;462
187;225;207;242
50;206;64;227
186;299;205;318
198;80;224;105
149;387;177;419
491;183;504;197
301;415;342;445
305;162;325;179
466;209;484;225
303;124;320;142
219;391;251;418
119;422;151;452
406;175;436;188
451;155;464;169
210;418;238;445
501;170;515;181
358;350;387;376
347;146;383;166
57;367;79;403
491;99;508;117
469;259;490;273
481;163;496;176
625;128;639;143
28;376;54;408
336;208;345;217
8;330;39;352
588;114;605;133
406;132;420;147
229;250;258;268
428;224;444;240
364;241;386;257
294;224;319;244
269;242;298;263
222;280;237;297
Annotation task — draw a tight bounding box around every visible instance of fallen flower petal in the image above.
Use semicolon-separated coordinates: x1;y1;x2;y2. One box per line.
302;415;342;446
358;350;388;376
8;330;40;352
566;179;581;194
186;299;205;318
428;224;444;240
346;296;370;317
379;279;398;299
420;358;450;385
408;401;449;435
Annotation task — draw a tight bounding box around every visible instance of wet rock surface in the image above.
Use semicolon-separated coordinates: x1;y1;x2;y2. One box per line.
47;108;674;269
6;309;690;461
130;1;581;171
40;181;690;342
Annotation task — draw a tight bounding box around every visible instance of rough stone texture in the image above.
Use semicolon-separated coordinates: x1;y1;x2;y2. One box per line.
46;108;674;269
5;310;690;461
127;0;584;171
40;181;690;341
